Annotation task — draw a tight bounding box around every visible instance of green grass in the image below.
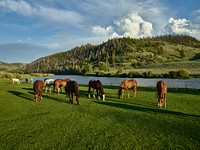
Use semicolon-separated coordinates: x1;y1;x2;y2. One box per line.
0;80;200;149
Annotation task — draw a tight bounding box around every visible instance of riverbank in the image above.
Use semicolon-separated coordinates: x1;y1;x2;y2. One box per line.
31;75;200;89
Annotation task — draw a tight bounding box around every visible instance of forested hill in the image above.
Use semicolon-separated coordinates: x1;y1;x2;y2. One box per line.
24;35;200;75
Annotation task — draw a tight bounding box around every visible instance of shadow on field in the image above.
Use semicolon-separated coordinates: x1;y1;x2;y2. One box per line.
168;88;200;96
8;90;33;101
93;101;200;119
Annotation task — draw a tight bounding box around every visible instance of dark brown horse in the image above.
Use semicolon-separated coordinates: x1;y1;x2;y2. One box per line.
118;79;137;99
33;80;44;102
65;80;80;105
156;80;167;107
54;78;71;94
88;79;105;101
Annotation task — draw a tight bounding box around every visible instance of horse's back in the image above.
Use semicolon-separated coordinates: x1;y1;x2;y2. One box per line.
157;80;167;96
89;79;102;89
34;80;44;92
120;79;136;88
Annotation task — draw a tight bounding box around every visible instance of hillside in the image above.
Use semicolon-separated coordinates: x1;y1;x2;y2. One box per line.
0;61;26;72
24;35;200;76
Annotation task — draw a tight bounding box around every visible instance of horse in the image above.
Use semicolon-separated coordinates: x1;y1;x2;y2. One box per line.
65;80;80;105
54;78;71;94
88;79;105;101
156;80;167;107
44;78;55;93
12;78;20;84
118;79;137;99
33;80;44;102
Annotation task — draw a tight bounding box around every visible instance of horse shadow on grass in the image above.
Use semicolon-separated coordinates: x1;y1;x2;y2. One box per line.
93;101;200;120
8;90;33;101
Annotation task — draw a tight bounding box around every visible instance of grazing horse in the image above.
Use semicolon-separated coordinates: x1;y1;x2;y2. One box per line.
156;80;167;107
12;78;20;84
54;78;71;94
65;80;80;105
88;79;105;101
118;79;137;99
44;78;55;93
33;80;44;102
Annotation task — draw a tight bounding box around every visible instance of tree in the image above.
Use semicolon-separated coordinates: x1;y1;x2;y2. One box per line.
99;62;108;71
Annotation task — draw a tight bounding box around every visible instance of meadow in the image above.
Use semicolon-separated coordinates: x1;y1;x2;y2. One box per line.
0;79;200;150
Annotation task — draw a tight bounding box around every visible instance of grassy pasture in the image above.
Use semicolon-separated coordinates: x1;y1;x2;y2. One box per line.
0;80;200;150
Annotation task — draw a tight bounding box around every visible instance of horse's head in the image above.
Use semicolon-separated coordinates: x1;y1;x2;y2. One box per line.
118;88;122;99
100;88;105;101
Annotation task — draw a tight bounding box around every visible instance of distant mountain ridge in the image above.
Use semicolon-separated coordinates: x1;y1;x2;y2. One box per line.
23;34;200;75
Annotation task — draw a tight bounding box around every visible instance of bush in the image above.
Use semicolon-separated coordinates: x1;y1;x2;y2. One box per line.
128;71;143;78
0;73;12;79
177;69;190;78
168;70;190;79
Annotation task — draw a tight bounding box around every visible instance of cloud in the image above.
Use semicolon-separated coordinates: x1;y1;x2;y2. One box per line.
0;0;83;25
164;17;192;34
114;12;153;38
163;17;200;39
91;12;153;39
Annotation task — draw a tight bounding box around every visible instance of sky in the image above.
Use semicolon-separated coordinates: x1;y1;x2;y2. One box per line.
0;0;200;63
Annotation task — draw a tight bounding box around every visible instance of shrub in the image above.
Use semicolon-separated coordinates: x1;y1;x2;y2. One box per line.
177;69;190;78
0;73;12;79
168;70;190;79
128;71;143;78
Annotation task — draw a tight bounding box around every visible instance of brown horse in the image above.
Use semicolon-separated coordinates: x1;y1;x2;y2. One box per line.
156;80;167;107
118;79;137;99
88;79;105;101
33;80;44;102
65;80;80;105
54;78;71;94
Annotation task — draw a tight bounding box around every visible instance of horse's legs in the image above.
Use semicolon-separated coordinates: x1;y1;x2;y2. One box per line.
126;88;130;98
133;86;137;97
97;90;100;100
71;92;73;104
45;86;47;93
121;89;124;98
88;87;91;98
164;94;166;107
39;91;43;101
34;94;38;102
67;92;70;103
158;96;160;106
49;85;52;93
76;97;80;105
93;89;96;98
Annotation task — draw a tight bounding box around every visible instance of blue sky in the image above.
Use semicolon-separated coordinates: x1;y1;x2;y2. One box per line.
0;0;200;63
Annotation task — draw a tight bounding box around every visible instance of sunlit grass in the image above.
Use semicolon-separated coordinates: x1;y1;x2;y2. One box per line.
0;80;200;149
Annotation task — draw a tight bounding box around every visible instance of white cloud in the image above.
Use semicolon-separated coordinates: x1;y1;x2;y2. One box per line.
0;0;83;25
166;17;192;34
92;26;115;36
163;17;200;39
92;12;153;39
114;12;153;38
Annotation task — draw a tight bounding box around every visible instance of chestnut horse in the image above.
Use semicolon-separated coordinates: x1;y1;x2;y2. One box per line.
118;79;137;99
156;80;167;107
33;80;44;102
65;80;80;105
54;78;71;94
88;79;105;101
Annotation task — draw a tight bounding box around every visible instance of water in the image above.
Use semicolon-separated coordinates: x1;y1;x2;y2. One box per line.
30;75;200;89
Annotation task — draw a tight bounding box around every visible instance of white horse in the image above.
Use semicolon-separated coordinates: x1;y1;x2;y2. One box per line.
44;78;55;93
12;78;20;84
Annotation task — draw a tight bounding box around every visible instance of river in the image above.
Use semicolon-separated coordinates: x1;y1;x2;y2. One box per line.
31;75;200;89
